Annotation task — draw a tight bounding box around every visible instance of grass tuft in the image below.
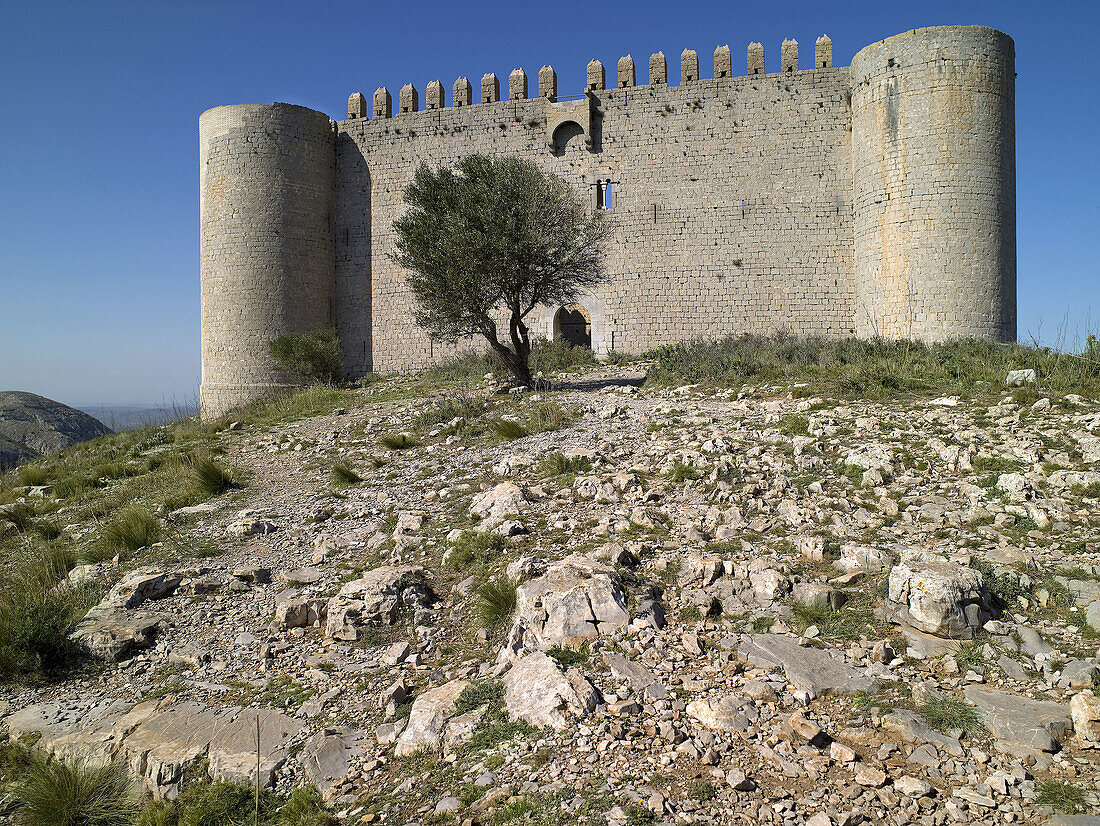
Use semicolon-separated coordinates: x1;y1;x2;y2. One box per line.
10;751;137;826
102;505;161;553
1033;779;1088;815
380;432;419;451
538;452;592;477
919;695;984;735
446;530;507;569
16;464;50;487
489;418;529;440
330;461;363;487
188;454;236;496
474;576;517;633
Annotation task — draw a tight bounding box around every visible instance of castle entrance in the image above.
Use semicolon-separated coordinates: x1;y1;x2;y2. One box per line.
554;304;591;348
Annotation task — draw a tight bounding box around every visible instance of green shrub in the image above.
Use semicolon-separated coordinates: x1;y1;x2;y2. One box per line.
102;505;161;552
414;396;485;427
1033;779;1088;815
489;418;528;440
276;786;336;826
10;752;137;826
423;351;505;384
919;695;984;735
269;328;344;384
330;461;363;487
529;339;598;375
446;530;507;569
16;464;49;487
687;780;716;801
538;452;592;477
788;600;884;642
776;414;810;436
475;577;517;633
172;781;278;826
188;454;236;497
645;333;1100;398
667;461;701;482
0;549;87;680
0;501;37;533
546;644;590;667
454;680;505;715
380;432;418;450
527;401;568;432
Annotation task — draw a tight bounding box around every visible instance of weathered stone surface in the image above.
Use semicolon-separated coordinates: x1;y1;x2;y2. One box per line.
503;554;629;657
1070;690;1100;742
395;679;471;757
470;482;526;523
886;560;991;639
71;609;171;661
686;694;757;733
737;634;877;699
503;652;598;728
879;709;964;756
963;685;1072;754
325;565;434;640
604;652;666;700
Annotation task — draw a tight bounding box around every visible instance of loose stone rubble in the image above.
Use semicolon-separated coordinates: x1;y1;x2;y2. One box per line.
3;364;1100;823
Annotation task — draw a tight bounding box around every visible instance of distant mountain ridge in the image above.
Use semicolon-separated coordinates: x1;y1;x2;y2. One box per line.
0;391;112;470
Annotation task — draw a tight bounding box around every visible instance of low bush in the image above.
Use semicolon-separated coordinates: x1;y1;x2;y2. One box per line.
0;547;88;680
538;452;592;477
919;695;984;735
9;751;137;826
646;333;1100;398
330;461;363;487
446;530;507;569
529;339;598;375
379;432;419;451
475;577;517;633
102;505;161;553
1033;779;1088;815
188;454;236;497
413;396;485;428
16;464;49;487
269;328;344;384
489;418;528;440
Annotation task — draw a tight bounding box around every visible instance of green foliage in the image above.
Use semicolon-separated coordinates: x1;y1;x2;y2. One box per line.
224;386;358;428
9;752;137;826
269;328;344;384
130;782;334;826
687;780;716;801
776;414;810;436
667;461;701;482
538;452;592;477
187;454;236;497
329;461;363;487
393;154;609;386
380;432;419;451
0;546;89;681
446;530;507;569
528;339;598;375
952;641;984;670
273;786;337;826
414;395;486;427
474;576;517;633
971;455;1022;475
919;695;984;735
102;505;161;552
971;559;1027;611
423;351;504;384
16;464;49;487
454;680;505;715
546;644;590;667
490;418;529;440
526;401;568;432
646;333;1100;398
679;603;703;623
788;599;885;642
1033;780;1088;815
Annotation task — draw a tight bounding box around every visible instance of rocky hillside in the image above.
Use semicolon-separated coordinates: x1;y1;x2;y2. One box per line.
2;357;1100;825
0;390;110;469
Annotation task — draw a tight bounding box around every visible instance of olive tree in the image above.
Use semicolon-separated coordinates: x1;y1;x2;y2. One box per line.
392;154;608;386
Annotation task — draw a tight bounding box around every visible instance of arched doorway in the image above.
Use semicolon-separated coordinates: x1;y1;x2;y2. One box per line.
554;304;592;348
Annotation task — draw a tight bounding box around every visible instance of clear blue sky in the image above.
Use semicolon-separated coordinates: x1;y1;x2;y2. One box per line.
1;0;1097;407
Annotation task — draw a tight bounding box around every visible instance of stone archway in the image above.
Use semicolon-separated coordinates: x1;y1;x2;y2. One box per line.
554;304;592;348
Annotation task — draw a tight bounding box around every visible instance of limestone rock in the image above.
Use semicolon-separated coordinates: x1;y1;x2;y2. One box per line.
470;482;526;523
503;652;598;728
686;694;756;733
324;565;434;641
395;680;471;757
502;554;630;657
737;634;877;700
885;559;991;639
963;685;1072;754
1070;690;1100;742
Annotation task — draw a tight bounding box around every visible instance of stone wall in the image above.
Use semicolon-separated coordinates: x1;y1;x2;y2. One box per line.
336;48;856;374
850;26;1016;341
199;104;336;418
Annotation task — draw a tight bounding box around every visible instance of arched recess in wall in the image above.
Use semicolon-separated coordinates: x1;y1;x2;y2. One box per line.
537;290;608;355
554;304;591;348
551;120;586;156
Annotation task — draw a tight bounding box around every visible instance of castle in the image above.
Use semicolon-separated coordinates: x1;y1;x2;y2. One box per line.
198;25;1016;419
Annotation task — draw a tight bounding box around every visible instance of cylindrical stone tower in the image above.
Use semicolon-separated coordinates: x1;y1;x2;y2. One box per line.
851;26;1015;341
199;103;336;419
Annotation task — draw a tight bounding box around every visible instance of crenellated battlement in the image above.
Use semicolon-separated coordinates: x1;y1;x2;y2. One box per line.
343;36;844;121
201;25;1017;419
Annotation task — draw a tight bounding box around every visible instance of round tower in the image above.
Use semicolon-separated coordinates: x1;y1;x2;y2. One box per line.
199;103;336;419
850;26;1015;341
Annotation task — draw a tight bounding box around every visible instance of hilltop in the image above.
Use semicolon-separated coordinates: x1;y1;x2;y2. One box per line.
0;390;110;470
2;339;1099;825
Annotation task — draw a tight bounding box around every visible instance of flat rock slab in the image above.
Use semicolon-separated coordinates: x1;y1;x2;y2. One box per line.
604;652;667;701
3;698;305;798
503;652;598;729
737;634;878;700
963;685;1072;754
71;609;171;662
